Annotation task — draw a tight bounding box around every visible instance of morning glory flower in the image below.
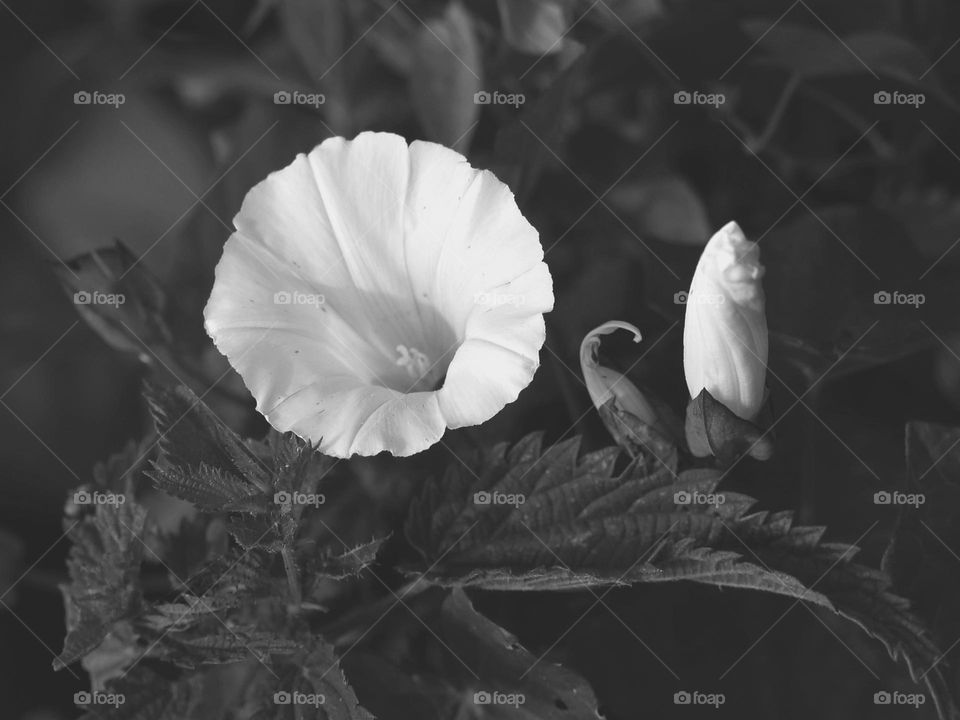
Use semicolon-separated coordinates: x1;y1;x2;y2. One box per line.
682;221;768;420
204;132;553;457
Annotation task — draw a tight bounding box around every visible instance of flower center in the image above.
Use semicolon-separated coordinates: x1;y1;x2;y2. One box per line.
395;345;444;392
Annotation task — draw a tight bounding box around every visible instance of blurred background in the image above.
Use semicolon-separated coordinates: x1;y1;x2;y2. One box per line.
4;0;960;717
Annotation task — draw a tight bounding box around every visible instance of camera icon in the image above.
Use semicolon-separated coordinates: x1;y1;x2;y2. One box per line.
74;291;92;305
673;91;691;105
273;691;292;704
674;691;692;705
74;691;92;705
673;491;692;505
473;91;491;105
274;91;291;105
873;91;892;105
73;490;92;505
874;691;892;705
473;491;492;505
274;491;291;504
73;91;91;105
274;291;292;305
873;491;892;505
873;291;891;305
673;290;688;304
473;691;492;704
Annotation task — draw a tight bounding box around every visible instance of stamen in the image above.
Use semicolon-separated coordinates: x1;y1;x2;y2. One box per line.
395;344;442;392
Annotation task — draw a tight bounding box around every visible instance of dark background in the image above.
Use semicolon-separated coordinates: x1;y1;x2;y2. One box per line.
3;0;960;717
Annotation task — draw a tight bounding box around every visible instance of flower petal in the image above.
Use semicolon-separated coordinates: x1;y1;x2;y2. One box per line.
205;132;553;456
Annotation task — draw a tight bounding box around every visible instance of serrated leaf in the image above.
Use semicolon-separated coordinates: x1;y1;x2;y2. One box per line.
310;536;387;581
153;630;302;668
274;640;375;720
147;462;264;513
403;432;954;717
144;383;272;492
56;502;148;669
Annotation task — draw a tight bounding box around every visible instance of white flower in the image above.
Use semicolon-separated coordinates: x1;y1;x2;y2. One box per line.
204;132;553;457
579;321;657;425
682;221;767;420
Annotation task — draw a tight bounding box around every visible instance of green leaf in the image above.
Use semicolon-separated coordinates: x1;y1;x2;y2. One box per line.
439;588;601;718
56;501;148;669
309;536;388;581
291;640;376;720
147;462;264;513
145;384;272;490
342;588;602;719
684;389;774;464
405;433;790;594
403;432;954;716
150;630;301;668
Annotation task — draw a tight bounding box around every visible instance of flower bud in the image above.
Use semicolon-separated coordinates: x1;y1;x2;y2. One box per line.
580;321;657;425
682;221;768;420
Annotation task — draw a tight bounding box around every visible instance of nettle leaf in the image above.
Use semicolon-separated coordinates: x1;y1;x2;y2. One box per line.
342;587;601;719
147;462;263;513
441;588;601;719
145;383;272;493
403;432;955;717
405;433;788;594
150;630;301;669
56;501;148;669
309;536;388;581
272;640;375;720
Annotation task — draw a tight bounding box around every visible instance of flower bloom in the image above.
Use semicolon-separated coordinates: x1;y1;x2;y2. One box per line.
204;132;553;457
579;321;657;425
682;221;767;420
